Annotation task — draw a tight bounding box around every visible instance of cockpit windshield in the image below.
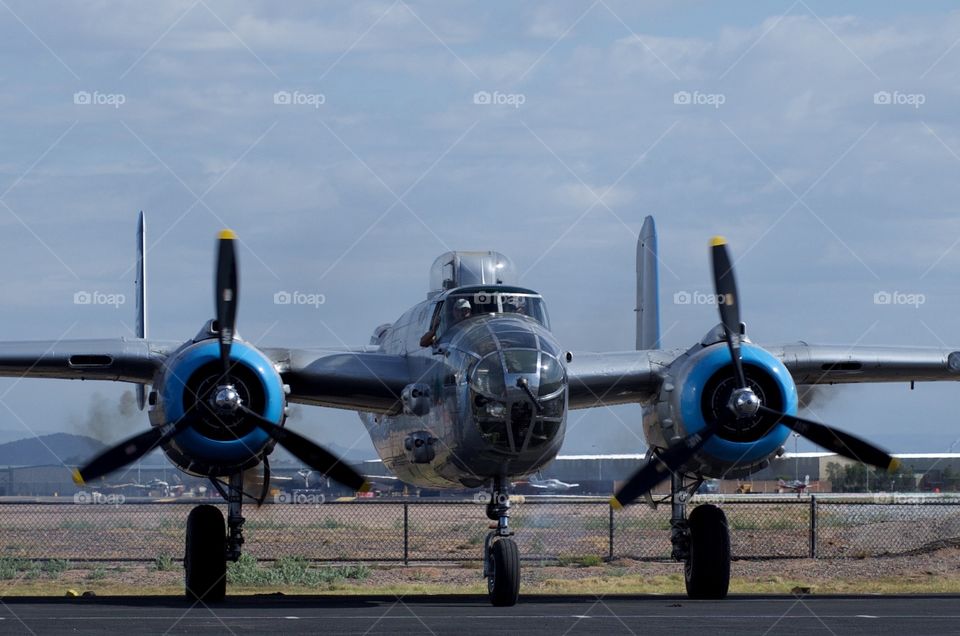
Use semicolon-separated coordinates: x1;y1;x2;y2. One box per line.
442;291;549;330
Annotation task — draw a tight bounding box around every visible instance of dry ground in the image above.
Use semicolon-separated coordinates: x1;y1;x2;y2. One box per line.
1;547;959;597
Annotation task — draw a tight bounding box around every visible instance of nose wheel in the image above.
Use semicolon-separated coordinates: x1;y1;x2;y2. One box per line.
482;478;520;606
486;537;520;606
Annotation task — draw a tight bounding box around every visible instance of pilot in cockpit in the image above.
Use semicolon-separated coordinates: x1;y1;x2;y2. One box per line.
502;295;525;316
453;298;472;322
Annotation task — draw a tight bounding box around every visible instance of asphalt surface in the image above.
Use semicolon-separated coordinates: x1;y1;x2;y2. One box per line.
0;594;958;635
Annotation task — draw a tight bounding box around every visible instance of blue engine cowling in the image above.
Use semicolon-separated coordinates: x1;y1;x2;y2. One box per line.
150;339;286;477
645;342;798;479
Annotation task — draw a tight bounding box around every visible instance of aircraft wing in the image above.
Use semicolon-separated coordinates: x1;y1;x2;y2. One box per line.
264;347;419;415
565;343;960;410
771;343;960;385
0;337;419;416
0;338;177;383
565;350;671;409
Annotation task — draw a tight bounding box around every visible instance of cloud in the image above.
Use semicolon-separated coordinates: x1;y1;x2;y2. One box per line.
0;2;958;455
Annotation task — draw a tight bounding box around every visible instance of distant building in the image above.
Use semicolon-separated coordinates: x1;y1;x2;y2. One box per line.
4;452;960;497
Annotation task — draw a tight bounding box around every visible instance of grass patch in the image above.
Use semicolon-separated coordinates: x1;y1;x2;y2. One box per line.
153;554;176;572
42;559;71;576
0;558;75;580
227;554;370;587
0;557;39;580
307;518;355;530
556;554;605;567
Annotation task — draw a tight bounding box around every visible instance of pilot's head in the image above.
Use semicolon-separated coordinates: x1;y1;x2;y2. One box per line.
503;297;525;314
455;298;472;321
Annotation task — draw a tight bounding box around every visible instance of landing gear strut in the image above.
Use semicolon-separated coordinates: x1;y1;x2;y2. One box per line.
184;473;247;601
482;477;520;606
667;472;730;599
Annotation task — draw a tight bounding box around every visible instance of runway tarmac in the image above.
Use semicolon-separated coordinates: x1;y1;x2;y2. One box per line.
0;594;957;635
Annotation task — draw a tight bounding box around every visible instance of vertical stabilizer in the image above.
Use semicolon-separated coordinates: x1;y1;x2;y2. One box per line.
135;211;148;410
636;216;660;350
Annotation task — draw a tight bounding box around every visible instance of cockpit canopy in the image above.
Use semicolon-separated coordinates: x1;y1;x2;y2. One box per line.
441;287;550;332
428;251;516;299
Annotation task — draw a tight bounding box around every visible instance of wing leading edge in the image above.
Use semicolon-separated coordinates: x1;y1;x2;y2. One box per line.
773;343;960;385
566;342;960;411
566;350;676;409
264;347;420;415
0;339;414;416
0;338;176;383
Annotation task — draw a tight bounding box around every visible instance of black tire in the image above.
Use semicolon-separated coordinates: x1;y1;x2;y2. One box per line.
487;538;520;607
185;505;227;602
684;504;730;599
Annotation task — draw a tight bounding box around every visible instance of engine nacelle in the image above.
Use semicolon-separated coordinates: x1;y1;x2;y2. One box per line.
150;339;286;477
644;341;797;478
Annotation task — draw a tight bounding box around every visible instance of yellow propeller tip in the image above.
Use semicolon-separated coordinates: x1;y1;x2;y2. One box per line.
358;481;372;494
710;235;727;247
887;458;901;473
218;229;237;240
71;469;84;486
609;497;623;510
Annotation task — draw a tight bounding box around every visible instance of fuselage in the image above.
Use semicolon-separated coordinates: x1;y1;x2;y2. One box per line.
359;285;568;489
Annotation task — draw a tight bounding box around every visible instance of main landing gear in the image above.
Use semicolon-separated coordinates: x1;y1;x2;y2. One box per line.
184;473;253;602
482;477;520;606
664;472;730;599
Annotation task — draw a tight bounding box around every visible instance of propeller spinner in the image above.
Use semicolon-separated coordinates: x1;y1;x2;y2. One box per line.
610;237;899;509
73;231;370;494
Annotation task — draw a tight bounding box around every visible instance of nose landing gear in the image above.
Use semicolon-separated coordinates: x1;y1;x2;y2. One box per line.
482;477;520;606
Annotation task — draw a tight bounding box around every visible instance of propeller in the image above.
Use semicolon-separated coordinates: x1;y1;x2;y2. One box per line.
237;405;368;492
74;229;370;495
72;417;192;485
710;236;747;389
755;406;897;471
609;423;718;510
216;229;238;378
610;236;899;509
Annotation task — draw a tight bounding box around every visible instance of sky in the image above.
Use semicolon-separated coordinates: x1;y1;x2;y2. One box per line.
1;1;960;461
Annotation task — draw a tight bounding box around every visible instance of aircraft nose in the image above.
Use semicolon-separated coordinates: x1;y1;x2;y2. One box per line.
464;318;567;453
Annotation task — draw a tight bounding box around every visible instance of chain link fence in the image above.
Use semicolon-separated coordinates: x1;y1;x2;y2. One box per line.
0;496;958;563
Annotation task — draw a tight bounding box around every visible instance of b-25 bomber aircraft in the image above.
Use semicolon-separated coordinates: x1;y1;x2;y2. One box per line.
3;213;959;606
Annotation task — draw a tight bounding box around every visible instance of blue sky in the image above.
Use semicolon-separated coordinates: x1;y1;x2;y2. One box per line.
1;1;960;459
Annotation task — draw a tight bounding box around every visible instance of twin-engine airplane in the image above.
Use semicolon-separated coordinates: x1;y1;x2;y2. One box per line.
4;213;958;606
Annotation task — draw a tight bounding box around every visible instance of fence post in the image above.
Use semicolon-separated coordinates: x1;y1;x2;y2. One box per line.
403;503;409;565
809;495;817;558
608;504;614;561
